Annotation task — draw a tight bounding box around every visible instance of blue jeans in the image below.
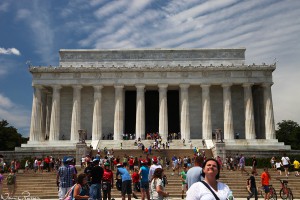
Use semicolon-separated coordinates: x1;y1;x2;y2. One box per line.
89;183;101;200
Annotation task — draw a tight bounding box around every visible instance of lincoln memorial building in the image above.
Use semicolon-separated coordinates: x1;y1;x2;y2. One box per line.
22;48;290;151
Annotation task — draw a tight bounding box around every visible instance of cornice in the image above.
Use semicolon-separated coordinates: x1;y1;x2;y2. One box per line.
29;63;276;73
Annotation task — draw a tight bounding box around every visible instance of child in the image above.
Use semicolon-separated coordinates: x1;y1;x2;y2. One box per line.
131;168;139;199
275;159;283;175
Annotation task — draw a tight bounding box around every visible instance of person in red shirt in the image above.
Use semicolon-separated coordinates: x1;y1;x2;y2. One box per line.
131;168;139;199
102;162;114;200
261;168;271;200
129;156;135;173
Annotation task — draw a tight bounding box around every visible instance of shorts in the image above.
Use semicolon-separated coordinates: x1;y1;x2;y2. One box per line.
283;164;289;168
129;165;134;171
121;180;132;195
102;182;111;193
140;181;149;190
58;186;71;200
277;168;281;170
263;185;270;193
181;184;187;191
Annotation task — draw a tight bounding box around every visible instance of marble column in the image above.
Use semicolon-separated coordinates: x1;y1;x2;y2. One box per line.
70;85;82;141
29;85;43;142
159;84;168;140
45;93;52;140
201;84;212;139
180;84;190;141
135;84;145;140
243;83;256;139
222;84;234;139
92;85;103;141
262;83;276;139
114;85;124;140
49;85;62;141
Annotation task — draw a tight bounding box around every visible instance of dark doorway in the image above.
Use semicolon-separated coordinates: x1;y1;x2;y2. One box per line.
145;91;159;136
167;90;180;134
125;91;136;134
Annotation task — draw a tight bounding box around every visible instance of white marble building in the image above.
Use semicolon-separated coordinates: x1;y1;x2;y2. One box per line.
23;48;290;150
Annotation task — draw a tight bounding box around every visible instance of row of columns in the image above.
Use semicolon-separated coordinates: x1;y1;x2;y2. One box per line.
29;83;276;142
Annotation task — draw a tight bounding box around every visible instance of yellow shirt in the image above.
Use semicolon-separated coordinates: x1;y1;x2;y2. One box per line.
293;160;300;169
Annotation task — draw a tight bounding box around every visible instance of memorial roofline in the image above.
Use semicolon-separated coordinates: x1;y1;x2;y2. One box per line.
59;48;246;63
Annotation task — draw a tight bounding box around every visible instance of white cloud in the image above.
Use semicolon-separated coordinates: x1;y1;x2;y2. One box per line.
0;47;21;56
0;1;9;12
0;93;31;136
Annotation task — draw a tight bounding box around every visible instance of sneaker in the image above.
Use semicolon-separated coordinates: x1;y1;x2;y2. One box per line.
171;172;174;176
182;195;184;199
133;193;138;199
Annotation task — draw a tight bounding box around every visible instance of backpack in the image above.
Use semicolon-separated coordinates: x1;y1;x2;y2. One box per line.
7;174;15;185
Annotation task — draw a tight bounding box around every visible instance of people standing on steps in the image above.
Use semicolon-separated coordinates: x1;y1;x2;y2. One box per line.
281;153;291;177
139;160;150;200
102;162;114;200
239;154;249;176
73;173;89;200
131;168;140;199
116;163;132;200
186;158;234;200
89;158;104;200
149;157;162;181
261;168;271;200
57;157;77;200
247;170;258;200
180;163;188;199
150;168;169;200
186;156;203;189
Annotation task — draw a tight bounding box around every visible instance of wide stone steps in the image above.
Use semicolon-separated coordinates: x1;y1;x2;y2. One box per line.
2;168;300;199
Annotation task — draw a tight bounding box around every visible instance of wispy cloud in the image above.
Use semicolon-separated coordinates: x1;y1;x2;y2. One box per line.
0;93;31;136
0;47;21;56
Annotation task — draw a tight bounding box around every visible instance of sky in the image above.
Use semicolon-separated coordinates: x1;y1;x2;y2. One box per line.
0;0;300;137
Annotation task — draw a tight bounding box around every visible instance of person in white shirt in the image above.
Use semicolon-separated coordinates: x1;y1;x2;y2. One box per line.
281;153;291;177
149;157;162;181
187;158;233;200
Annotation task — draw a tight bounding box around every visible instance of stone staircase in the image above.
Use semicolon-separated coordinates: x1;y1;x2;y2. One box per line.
2;148;300;199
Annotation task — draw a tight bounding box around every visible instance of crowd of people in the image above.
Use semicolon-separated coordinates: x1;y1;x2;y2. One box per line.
0;149;300;200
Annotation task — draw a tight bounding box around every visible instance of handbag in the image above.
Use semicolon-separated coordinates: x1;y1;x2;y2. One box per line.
201;181;220;200
63;184;76;200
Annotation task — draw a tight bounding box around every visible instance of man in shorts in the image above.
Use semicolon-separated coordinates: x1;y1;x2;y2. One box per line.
116;163;132;200
293;159;300;177
261;168;271;200
180;164;188;199
139;160;150;200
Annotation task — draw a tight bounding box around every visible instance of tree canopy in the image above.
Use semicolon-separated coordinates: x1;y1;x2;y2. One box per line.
0;120;28;151
276;120;300;150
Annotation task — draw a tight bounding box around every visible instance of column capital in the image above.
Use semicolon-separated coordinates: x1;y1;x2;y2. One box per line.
114;84;124;89
51;85;62;90
179;83;190;89
135;84;145;90
72;85;82;90
158;84;168;89
93;85;103;91
261;82;274;88
32;84;44;89
242;83;254;88
221;83;233;88
201;84;211;89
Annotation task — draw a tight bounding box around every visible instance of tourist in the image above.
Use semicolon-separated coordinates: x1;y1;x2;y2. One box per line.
89;158;104;200
171;155;178;176
139;160;150;200
261;168;271;200
247;170;258;200
149;157;162;181
150;168;169;200
252;155;258;176
73;173;89;200
57;157;77;200
102;162;114;200
180;163;188;199
24;160;29;173
239;154;249;175
270;157;276;170
6;169;17;198
186;158;233;200
0;170;4;199
116;163;132;200
186;156;203;189
281;153;291;177
275;159;283;175
131;168;140;199
293;158;300;177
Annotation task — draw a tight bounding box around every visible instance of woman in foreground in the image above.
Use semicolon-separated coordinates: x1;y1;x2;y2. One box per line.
186;158;233;200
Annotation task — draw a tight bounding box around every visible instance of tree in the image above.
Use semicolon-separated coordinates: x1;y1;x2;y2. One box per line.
0;120;28;151
276;120;300;150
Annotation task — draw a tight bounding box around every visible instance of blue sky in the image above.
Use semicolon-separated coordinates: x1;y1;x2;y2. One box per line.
0;0;300;137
